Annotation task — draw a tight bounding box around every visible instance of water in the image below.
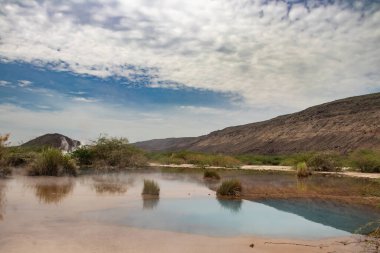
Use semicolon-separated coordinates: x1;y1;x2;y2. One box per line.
0;171;379;240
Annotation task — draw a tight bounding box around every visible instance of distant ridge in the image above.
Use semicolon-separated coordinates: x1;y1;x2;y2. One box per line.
134;93;380;154
21;133;81;152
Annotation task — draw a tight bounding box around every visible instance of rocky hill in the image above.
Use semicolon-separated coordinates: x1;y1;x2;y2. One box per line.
134;93;380;154
21;133;81;152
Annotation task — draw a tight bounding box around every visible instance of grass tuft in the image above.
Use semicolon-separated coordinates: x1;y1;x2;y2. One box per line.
217;179;242;197
296;162;311;178
28;148;77;176
142;179;160;196
204;170;221;180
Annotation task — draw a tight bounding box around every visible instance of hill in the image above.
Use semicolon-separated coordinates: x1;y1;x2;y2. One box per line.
21;133;81;152
134;93;380;154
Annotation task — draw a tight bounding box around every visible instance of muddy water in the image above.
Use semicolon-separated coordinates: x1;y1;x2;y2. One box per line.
0;170;379;240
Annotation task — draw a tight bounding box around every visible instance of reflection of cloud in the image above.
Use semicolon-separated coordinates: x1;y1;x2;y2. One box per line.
217;198;242;213
91;175;132;195
30;179;74;204
142;196;159;210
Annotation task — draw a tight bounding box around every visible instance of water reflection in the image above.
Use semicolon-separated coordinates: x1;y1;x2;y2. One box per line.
91;175;134;195
142;197;159;210
0;181;6;220
30;179;74;204
217;198;242;213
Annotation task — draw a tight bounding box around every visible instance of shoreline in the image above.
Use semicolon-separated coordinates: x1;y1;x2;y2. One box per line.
0;220;370;253
149;163;380;179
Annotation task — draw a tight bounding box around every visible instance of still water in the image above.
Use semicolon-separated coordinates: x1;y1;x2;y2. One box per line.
0;171;379;239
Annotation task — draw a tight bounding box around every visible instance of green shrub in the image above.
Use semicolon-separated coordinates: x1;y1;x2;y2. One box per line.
296;162;311;178
0;134;12;177
307;153;342;171
90;136;148;169
217;179;242;197
28;148;77;176
71;147;94;166
349;149;380;173
204;170;221;180
236;154;283;165
142;179;160;196
280;153;314;166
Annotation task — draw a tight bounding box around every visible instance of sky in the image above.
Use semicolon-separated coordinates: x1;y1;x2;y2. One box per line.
0;0;379;145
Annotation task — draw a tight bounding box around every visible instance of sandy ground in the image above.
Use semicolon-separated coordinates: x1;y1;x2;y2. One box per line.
149;163;380;179
0;220;368;253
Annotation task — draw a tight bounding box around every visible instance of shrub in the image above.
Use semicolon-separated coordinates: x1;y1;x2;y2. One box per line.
28;148;77;176
217;179;242;197
349;149;380;173
71;147;94;166
296;162;311;178
142;179;160;196
0;134;11;177
236;154;283;165
90;136;148;169
204;170;221;180
307;153;342;171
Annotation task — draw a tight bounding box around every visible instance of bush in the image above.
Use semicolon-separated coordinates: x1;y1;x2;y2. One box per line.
307;153;342;171
28;148;77;176
280;152;314;166
142;179;160;196
217;179;242;197
71;147;94;166
204;170;221;180
90;136;148;169
0;134;11;177
349;149;380;173
236;154;283;165
296;162;311;178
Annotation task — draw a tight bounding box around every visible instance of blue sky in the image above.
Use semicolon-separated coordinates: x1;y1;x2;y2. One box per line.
0;0;379;144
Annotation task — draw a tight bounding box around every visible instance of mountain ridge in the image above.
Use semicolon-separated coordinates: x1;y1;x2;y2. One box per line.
134;93;380;154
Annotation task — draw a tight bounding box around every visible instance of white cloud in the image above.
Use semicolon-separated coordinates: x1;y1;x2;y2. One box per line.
17;80;32;87
72;97;98;103
0;101;286;145
0;0;379;110
0;80;10;87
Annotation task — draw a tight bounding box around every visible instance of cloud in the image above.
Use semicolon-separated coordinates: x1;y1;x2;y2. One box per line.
0;0;378;110
72;97;98;103
0;80;10;87
0;99;287;145
18;80;32;87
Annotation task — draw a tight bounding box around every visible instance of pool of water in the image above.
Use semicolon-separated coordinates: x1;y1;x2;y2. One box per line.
0;170;379;239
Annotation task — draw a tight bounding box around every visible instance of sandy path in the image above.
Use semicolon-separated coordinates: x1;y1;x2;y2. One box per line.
149;163;380;179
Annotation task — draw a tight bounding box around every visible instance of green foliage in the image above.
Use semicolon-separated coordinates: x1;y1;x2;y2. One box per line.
142;179;160;196
28;148;77;176
296;162;311;178
280;152;315;166
203;170;221;180
71;147;93;165
217;179;242;197
349;149;380;173
307;153;342;171
0;134;12;177
236;154;283;165
148;151;241;168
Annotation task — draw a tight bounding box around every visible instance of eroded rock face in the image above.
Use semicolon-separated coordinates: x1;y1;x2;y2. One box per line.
134;93;380;154
21;133;81;152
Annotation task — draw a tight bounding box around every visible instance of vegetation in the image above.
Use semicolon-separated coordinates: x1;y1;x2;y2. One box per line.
148;151;241;168
72;136;147;169
28;148;77;176
142;179;160;196
296;162;311;178
350;149;380;173
217;179;242;197
0;134;11;177
236;154;284;165
203;170;221;180
307;152;342;171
